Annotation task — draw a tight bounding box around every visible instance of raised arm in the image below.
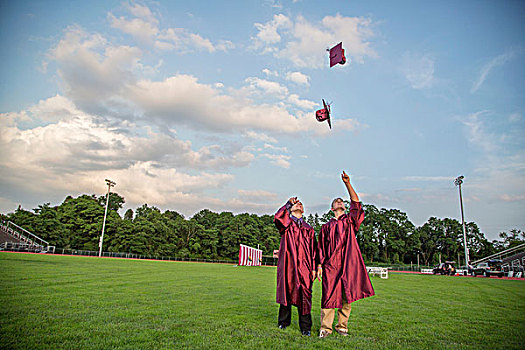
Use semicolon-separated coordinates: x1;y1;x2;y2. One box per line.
342;171;365;229
342;171;359;202
273;197;298;234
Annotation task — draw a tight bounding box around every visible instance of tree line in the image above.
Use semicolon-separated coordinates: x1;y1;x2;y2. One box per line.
2;193;523;265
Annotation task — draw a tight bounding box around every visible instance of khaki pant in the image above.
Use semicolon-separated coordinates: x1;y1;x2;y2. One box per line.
320;300;351;333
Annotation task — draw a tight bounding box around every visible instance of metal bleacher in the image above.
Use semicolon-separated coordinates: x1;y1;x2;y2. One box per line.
0;227;25;244
0;221;54;253
470;243;525;278
471;243;525;266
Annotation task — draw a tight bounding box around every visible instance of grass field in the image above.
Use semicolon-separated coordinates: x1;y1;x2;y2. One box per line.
1;252;524;350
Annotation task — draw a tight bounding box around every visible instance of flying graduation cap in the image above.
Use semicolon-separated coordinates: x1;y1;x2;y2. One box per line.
315;99;332;129
328;42;346;68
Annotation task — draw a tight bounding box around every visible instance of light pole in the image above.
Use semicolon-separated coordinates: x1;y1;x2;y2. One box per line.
99;179;116;257
454;176;469;267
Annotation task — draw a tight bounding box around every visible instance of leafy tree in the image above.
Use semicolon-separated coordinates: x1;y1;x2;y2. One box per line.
2;191;512;265
32;203;68;247
57;195;106;250
498;229;525;249
359;204;382;262
124;209;134;221
7;207;37;233
97;192;125;212
418;218;440;265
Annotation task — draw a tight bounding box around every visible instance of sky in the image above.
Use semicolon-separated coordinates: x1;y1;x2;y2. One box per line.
0;0;524;241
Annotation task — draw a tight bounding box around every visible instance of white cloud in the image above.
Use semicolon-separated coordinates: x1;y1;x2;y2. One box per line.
401;52;435;89
244;77;289;96
262;68;279;77
128;75;309;133
396;188;422;193
287;94;317;110
50;26;142;112
216;40;235;51
253;14;377;68
243;131;278;143
128;74;360;135
0;96;272;214
266;0;283;10
402;176;454;182
285;71;310;85
125;2;157;23
188;33;215;52
237;189;278;202
157;27;234;53
46;30;295;133
499;194;525;202
28;94;79;122
109;3;234;53
45;18;367;138
263;143;288;153
154;40;175;51
461;111;496;153
359;192;398;203
471;47;523;93
457;111;525;208
100;163;234;205
332;117;366;132
109;13;159;45
1;96;255;173
253;14;292;47
262;153;291;168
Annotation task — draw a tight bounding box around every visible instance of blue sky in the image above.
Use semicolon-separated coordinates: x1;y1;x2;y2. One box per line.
1;0;524;240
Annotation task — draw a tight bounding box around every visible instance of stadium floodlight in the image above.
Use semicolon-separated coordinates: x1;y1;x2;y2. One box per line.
99;179;116;257
454;176;469;267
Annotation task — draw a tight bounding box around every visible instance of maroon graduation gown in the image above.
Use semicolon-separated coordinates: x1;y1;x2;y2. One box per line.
274;202;317;315
318;201;375;308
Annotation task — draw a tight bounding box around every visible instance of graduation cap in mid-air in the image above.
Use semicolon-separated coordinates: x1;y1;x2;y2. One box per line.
315;99;332;129
328;42;346;68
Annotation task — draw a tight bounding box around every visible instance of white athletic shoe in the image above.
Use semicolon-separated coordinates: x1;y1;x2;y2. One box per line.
335;328;348;336
319;330;331;338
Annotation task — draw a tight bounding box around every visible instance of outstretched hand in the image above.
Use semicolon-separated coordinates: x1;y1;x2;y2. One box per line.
341;170;360;202
341;171;350;184
288;197;299;205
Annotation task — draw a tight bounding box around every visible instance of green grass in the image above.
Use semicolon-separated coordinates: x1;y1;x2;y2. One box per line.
1;252;524;350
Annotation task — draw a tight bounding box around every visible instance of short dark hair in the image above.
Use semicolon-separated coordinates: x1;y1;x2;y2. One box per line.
331;197;344;209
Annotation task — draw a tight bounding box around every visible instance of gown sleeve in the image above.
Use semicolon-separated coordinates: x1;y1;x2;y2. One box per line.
310;227;318;272
348;200;365;231
317;223;327;267
274;201;292;235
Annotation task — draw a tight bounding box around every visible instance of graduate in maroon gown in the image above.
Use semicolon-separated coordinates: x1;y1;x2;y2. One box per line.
274;197;317;336
317;171;375;338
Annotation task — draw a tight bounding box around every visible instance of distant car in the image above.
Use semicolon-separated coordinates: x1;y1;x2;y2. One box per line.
472;259;504;277
433;261;457;276
457;265;474;276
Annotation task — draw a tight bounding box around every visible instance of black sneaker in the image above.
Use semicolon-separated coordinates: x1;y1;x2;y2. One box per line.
278;324;287;330
301;330;311;336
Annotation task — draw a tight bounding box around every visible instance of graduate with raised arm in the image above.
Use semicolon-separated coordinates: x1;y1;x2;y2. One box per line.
274;197;317;336
317;171;375;338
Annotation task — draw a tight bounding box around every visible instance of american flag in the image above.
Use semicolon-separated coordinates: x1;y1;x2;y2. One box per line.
238;244;262;266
